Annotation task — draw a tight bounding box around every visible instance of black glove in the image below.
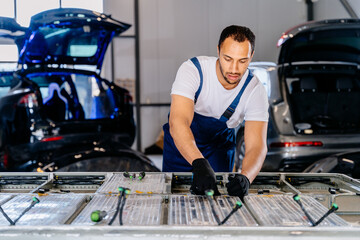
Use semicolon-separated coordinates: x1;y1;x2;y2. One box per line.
226;174;250;200
190;158;220;195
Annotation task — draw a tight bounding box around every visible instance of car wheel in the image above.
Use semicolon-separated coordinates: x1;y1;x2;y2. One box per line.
234;128;245;172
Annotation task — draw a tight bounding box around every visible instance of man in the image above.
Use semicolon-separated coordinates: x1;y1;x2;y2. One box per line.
162;25;268;199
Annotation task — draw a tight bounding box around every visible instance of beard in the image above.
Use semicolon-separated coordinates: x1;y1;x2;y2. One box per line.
219;61;242;85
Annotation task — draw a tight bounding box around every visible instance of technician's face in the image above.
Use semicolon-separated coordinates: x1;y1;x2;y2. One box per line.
217;37;253;86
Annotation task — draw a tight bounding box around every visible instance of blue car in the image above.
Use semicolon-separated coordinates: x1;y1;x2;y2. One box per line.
0;9;158;172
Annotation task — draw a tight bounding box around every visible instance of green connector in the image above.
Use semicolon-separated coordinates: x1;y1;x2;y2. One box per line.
118;187;124;192
90;210;100;222
125;189;131;194
138;172;146;180
235;201;242;207
293;195;300;201
205;190;214;196
32;197;40;203
332;203;339;210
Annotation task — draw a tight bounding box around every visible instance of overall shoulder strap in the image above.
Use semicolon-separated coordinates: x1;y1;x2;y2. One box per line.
190;57;203;104
220;70;254;122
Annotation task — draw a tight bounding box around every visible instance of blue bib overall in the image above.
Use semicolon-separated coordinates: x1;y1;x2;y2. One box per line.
162;57;253;172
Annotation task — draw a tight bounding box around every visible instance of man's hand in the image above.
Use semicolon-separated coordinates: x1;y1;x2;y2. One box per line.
190;158;220;195
226;174;250;200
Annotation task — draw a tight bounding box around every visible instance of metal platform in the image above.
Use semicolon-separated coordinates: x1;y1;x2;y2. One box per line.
0;172;359;239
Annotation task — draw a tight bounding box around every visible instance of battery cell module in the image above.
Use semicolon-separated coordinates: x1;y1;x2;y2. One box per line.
245;194;350;226
72;194;163;226
0;194;13;206
0;194;86;226
96;173;166;194
168;195;258;226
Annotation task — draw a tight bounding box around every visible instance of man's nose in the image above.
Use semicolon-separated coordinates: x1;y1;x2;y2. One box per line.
230;62;240;73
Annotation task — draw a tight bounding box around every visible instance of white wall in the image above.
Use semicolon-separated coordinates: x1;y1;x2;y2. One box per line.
102;0;310;151
314;0;360;20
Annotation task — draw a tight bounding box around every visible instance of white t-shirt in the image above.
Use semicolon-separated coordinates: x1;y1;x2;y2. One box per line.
171;56;269;128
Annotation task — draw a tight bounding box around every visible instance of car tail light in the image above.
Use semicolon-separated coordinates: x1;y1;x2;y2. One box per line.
40;136;64;142
270;141;323;148
276;20;316;47
3;151;9;168
277;34;287;47
18;93;39;107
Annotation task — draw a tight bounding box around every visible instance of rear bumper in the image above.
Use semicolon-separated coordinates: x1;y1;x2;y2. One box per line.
263;134;360;172
5;133;132;164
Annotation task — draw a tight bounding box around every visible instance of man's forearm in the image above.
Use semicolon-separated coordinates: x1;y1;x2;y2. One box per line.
169;123;203;165
240;145;267;183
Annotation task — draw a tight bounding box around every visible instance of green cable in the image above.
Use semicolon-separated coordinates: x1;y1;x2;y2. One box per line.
219;201;242;225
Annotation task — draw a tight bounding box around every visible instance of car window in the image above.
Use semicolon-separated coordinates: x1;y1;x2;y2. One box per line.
28;73;119;121
68;34;98;57
73;75;116;119
0;73;14;98
292;30;360;51
280;28;360;64
26;26;102;58
251;68;271;98
0;86;10;98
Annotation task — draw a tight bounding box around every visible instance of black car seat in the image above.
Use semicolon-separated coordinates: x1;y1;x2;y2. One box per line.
300;76;317;92
43;83;68;121
336;77;353;92
60;87;85;120
328;77;360;127
291;76;327;124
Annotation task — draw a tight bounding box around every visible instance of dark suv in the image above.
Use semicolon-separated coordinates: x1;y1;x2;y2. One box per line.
237;19;360;172
0;9;158;172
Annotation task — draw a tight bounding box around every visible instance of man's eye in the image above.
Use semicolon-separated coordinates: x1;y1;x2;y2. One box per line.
240;60;247;63
224;58;231;62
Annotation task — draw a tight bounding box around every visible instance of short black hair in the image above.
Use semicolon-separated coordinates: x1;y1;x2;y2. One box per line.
218;25;255;54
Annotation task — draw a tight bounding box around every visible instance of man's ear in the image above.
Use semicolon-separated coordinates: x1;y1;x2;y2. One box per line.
250;50;255;60
217;46;220;57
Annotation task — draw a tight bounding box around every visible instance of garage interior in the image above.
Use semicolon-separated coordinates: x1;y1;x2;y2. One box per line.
0;0;359;239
